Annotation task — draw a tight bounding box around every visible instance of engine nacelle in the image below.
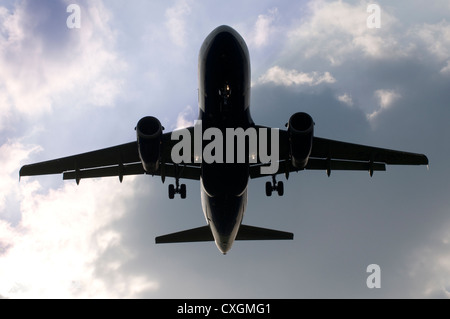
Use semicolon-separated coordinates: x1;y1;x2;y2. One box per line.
288;112;314;169
136;116;163;174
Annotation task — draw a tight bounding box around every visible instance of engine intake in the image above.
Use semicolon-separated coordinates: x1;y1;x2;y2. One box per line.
136;116;163;173
288;112;314;169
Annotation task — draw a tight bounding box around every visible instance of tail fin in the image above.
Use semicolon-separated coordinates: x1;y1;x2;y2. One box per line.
155;224;293;244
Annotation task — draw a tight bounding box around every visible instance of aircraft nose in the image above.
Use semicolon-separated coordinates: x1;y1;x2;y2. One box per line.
201;25;248;61
209;25;241;43
209;29;242;57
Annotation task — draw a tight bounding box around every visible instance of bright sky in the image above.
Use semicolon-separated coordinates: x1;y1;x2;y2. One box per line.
1;0;450;298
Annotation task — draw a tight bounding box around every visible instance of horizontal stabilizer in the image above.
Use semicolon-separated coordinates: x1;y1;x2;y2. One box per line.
236;225;293;241
155;226;213;244
155;224;293;244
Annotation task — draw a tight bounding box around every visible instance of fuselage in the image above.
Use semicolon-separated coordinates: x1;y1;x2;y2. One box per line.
198;26;254;254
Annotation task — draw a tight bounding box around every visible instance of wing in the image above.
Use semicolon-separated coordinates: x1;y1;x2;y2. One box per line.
310;137;429;165
250;129;429;179
20;128;200;184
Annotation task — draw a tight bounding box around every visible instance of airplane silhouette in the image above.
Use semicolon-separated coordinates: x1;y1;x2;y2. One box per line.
20;26;428;254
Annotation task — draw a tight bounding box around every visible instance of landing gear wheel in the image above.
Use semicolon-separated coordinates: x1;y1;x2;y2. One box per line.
265;176;284;197
168;182;186;199
265;181;272;197
277;181;284;196
168;164;187;199
168;184;175;199
180;184;187;199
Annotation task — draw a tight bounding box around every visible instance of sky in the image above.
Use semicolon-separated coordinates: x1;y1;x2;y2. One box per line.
1;0;450;298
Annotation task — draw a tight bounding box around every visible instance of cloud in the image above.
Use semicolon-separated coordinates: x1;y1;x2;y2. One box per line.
406;222;450;298
0;140;43;221
249;8;279;48
0;0;126;130
286;0;402;65
440;61;450;75
411;20;450;75
174;105;195;130
0;1;155;298
414;20;450;62
0;140;158;298
375;89;402;109
256;66;336;87
367;89;401;121
165;0;191;47
337;93;354;107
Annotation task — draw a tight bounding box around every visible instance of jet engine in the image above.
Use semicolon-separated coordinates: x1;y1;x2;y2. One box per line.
136;116;163;174
287;112;314;169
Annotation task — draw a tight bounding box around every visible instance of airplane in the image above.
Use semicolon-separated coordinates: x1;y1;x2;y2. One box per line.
20;25;429;254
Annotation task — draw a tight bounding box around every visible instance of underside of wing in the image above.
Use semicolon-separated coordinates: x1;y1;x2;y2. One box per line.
250;129;428;179
19;142;140;178
249;158;386;179
311;137;429;165
20;127;201;183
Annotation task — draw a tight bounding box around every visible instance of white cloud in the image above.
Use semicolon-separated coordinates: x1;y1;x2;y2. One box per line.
0;140;41;220
287;0;401;65
375;89;401;109
412;20;450;76
249;8;279;48
0;140;158;298
406;221;450;298
165;0;191;48
257;66;336;87
414;20;450;62
0;1;126;130
337;93;354;107
175;105;195;130
367;89;402;121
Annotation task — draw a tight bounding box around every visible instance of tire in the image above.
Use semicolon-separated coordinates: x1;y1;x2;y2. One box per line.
277;181;284;196
180;184;187;199
265;181;272;197
168;184;175;199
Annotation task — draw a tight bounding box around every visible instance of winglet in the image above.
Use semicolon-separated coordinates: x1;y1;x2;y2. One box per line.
19;166;26;182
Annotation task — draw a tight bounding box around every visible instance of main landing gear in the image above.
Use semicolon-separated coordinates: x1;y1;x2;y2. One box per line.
265;175;284;197
168;179;186;199
168;164;186;199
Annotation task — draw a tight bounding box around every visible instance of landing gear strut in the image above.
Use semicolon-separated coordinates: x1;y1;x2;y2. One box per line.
265;175;284;197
